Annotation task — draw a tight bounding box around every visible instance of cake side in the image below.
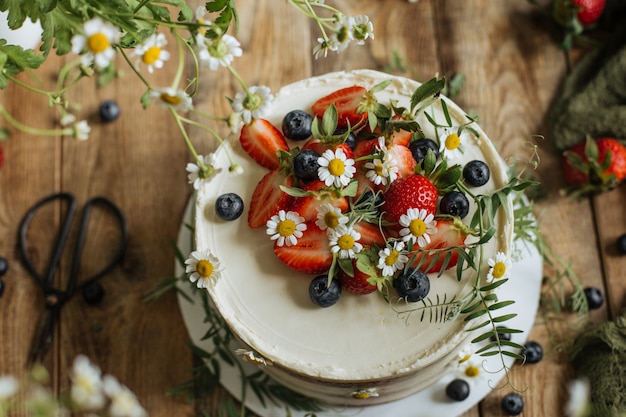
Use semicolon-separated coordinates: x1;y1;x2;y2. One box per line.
194;69;513;404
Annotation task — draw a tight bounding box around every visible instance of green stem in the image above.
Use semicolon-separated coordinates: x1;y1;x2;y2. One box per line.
169;108;199;162
227;64;250;96
0;106;71;137
172;34;187;90
117;46;151;89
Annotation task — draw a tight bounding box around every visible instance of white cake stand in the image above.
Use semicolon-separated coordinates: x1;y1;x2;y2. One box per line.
175;197;543;417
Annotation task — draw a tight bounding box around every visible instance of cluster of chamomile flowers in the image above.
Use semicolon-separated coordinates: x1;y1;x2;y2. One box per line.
0;356;146;417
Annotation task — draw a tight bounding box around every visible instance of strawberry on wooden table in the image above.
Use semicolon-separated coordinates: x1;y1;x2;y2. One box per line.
248;169;295;228
572;0;606;26
240;118;289;170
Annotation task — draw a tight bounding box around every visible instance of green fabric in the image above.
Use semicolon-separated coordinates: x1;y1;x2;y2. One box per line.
571;310;626;416
549;14;626;150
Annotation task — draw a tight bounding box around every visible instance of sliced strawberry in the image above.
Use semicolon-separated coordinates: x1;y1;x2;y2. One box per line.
337;259;377;295
408;219;467;273
388;144;416;179
352;221;386;248
240;118;289;170
382;174;438;225
248;169;295;228
390;129;412;147
311;86;367;129
274;222;332;274
290;194;349;223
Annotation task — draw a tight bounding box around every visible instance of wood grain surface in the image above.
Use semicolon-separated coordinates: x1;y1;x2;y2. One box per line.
1;1;624;416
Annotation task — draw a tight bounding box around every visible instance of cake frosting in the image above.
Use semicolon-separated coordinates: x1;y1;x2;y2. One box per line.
194;69;513;406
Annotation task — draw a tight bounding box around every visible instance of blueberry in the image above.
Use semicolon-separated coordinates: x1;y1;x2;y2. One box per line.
408;138;439;163
335;129;357;150
445;379;470;401
282;110;313;141
501;392;524;415
0;256;8;277
215;193;244;221
521;340;543;364
439;191;470;219
584;286;604;310
309;275;341;307
99;100;121;122
490;327;512;342
83;281;105;305
463;160;490;187
395;268;430;302
293;149;321;182
616;233;626;255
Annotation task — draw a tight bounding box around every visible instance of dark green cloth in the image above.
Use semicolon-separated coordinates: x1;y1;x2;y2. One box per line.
571;310;626;416
549;3;626;150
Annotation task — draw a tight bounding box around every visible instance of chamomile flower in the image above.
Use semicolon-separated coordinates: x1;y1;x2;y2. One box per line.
60;112;76;127
377;241;409;277
330;15;354;52
399;208;437;247
364;156;398;186
235;349;273;367
185;249;224;289
565;378;591;417
150;87;193;112
195;6;211;35
196;33;242;71
351;388;379;400
351;15;374;45
456;344;474;365
102;375;147;417
69;355;105;410
186;154;219;190
315;203;349;231
457;355;483;380
231;85;273;124
71;18;120;69
486;251;512;283
439;130;464;160
229;163;244;176
0;375;18;399
329;225;362;259
266;210;307;247
317;148;356;187
72;120;91;141
131;33;170;74
313;37;332;59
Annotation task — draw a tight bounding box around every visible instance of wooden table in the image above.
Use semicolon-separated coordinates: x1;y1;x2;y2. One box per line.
1;1;624;416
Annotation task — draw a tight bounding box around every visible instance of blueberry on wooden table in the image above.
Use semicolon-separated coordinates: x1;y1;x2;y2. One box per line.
215;193;244;221
445;379;470;401
616;233;626;255
99;100;121;122
521;340;543;364
501;392;524;415
584;286;604;310
0;256;8;277
83;281;105;305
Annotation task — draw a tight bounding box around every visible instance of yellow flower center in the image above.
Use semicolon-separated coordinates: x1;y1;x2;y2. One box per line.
458;354;471;364
337;234;355;250
198;18;207;35
142;46;162;64
324;212;339;229
445;133;461;151
409;218;427;237
374;161;384;176
87;32;110;53
352;392;371;400
328;158;345;176
196;259;214;278
385;250;400;266
160;93;181;105
465;365;480;378
492;261;507;279
277;219;296;237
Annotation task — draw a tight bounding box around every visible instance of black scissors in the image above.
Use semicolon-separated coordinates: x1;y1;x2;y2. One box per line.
18;192;128;366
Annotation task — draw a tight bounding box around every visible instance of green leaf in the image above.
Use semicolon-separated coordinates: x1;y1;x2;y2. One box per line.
491;313;517;323
480;278;508;292
321;103;338;137
410;76;445;113
464;308;487;321
487;300;515;310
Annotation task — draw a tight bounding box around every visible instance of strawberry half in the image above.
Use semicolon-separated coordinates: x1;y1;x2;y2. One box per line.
337;259;377;295
352;221;386;248
274;222;333;274
382;174;438;225
248;169;295;228
409;219;467;273
312;86;367;129
240;118;289;170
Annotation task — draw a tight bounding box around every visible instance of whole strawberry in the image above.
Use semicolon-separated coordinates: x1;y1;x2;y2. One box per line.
551;0;606;49
572;0;606;26
562;137;626;195
382;174;438;225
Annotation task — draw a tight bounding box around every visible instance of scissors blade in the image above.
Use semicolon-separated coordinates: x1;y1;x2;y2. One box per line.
26;307;56;367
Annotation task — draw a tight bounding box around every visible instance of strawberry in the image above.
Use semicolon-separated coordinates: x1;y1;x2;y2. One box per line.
382;174;438;225
311;86;367;129
409;219;467;273
387;144;416;179
572;0;605;26
303;137;354;159
240;118;289;170
337;259;377;294
390;129;412;147
248;169;295;228
289;191;349;223
274;222;333;274
562;137;626;195
352;221;386;248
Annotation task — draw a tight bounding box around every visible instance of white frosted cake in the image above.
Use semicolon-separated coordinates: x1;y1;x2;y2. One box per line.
194;70;513;406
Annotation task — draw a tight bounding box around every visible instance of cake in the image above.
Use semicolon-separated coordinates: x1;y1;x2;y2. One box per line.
193;69;514;407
